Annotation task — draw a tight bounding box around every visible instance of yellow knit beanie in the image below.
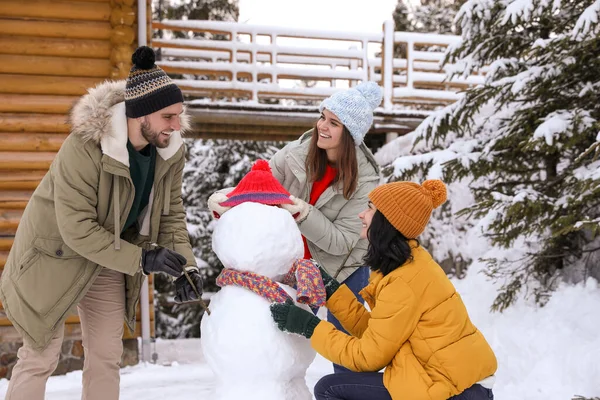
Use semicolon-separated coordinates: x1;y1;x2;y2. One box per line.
368;180;447;238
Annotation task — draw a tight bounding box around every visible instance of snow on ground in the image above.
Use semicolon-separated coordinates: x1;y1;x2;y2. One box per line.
0;337;332;400
454;262;600;399
1;269;598;400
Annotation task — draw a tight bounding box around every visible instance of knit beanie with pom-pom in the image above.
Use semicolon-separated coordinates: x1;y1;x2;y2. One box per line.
319;81;383;146
125;46;184;118
368;180;447;238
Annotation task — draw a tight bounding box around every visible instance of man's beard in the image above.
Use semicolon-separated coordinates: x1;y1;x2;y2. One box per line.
141;120;171;149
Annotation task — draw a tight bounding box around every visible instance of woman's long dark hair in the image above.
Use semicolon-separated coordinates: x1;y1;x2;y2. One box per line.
306;124;358;200
364;211;415;276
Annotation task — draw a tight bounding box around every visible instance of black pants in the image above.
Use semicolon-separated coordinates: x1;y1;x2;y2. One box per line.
314;372;494;400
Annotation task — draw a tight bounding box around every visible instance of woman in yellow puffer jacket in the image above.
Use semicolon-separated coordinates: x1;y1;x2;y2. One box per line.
271;180;497;400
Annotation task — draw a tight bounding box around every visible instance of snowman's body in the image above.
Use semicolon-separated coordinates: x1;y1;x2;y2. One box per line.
201;202;316;400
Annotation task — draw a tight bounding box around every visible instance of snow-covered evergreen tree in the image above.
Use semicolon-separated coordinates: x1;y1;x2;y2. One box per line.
155;139;285;338
393;0;464;36
387;0;600;311
155;0;239;39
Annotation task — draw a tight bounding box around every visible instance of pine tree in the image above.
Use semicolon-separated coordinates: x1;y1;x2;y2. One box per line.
401;0;600;311
393;0;464;35
155;0;239;39
154;139;285;338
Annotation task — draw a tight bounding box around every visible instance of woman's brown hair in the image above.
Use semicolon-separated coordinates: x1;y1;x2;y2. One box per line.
305;123;358;199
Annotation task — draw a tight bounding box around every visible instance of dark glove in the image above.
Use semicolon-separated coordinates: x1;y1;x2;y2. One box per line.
141;247;186;277
174;268;204;303
318;264;341;300
270;300;321;339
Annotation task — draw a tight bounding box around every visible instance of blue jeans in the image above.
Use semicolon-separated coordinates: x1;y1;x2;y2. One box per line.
314;372;494;400
314;372;391;400
327;266;370;374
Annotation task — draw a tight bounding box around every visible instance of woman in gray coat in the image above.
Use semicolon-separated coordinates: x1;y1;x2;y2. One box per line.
210;82;382;373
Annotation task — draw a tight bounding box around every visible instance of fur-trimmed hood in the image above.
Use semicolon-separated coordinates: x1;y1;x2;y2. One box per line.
69;80;191;166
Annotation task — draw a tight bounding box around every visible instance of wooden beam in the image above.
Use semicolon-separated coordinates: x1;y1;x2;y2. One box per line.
0;238;14;252
0;190;31;210
0;1;111;22
0;114;69;133
0;210;21;235
0;94;78;114
0;74;103;96
0;133;68;152
0;152;56;171
0;176;41;192
183;104;428;140
0;54;112;78
0;36;111;60
0;251;7;269
187;108;318;127
193;131;299;142
189;123;303;141
0;19;111;40
0;171;47;191
0;201;29;210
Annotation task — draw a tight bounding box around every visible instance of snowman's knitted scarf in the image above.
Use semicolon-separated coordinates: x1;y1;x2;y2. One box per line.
216;259;326;307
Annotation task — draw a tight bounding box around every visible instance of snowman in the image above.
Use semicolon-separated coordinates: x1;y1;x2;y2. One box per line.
201;160;325;400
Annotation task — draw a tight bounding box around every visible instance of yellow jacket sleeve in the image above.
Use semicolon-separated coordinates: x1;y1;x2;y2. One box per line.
311;277;419;372
326;284;371;338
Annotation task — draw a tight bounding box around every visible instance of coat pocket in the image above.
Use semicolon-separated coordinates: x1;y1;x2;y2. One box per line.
14;237;87;326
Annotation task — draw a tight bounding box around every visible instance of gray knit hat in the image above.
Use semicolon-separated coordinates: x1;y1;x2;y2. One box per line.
319;81;383;146
125;46;184;118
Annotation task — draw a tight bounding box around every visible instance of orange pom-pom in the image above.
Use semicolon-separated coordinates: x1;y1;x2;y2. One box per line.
252;159;271;172
422;179;447;208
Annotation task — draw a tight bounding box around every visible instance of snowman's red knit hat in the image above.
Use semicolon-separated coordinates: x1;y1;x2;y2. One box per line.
219;160;294;207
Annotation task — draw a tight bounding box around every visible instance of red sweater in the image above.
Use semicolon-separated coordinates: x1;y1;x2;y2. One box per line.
303;165;337;259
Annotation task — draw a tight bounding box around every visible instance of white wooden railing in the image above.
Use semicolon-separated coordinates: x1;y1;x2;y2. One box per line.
153;20;484;109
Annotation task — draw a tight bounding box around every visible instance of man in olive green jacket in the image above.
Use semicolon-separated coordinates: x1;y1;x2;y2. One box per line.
0;46;202;400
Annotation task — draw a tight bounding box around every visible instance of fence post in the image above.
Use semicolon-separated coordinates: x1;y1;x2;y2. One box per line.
271;34;277;86
251;32;258;102
349;45;358;87
382;20;394;110
406;39;414;92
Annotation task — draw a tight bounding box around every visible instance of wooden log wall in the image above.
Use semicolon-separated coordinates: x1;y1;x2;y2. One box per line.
0;0;154;341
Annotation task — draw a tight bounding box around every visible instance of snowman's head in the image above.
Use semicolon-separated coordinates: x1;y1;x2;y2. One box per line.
212;202;303;278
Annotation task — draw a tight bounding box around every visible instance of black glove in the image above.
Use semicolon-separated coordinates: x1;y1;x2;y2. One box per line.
141;247;186;277
270;300;321;339
318;264;341;300
174;268;204;303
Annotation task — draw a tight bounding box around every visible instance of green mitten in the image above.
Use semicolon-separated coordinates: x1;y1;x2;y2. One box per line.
318;264;341;300
270;300;321;339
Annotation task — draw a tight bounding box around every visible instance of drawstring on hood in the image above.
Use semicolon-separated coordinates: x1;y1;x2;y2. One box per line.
113;176;121;250
163;173;172;216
